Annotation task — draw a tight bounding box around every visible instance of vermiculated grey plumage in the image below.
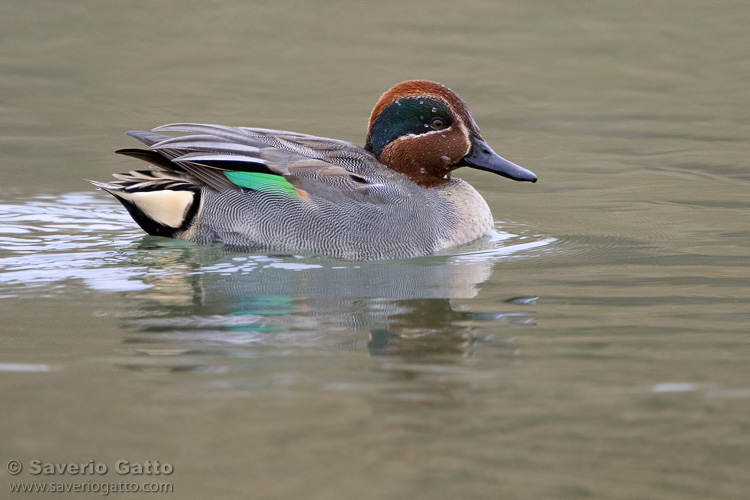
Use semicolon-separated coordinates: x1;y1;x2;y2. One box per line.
94;123;494;260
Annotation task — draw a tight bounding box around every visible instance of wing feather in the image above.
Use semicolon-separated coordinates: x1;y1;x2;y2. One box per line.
114;123;407;204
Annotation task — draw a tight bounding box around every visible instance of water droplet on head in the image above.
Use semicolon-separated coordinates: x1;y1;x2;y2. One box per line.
419;100;424;104
431;107;437;113
420;167;426;174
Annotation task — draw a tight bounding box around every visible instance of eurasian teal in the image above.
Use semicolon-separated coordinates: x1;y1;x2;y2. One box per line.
92;80;537;260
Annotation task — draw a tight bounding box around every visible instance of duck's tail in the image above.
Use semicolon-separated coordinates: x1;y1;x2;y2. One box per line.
90;172;201;238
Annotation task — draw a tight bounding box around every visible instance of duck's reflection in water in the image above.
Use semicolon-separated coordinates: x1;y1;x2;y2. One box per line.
368;297;532;357
109;242;536;376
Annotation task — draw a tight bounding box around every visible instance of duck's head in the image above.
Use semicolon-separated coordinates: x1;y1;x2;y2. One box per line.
364;80;537;188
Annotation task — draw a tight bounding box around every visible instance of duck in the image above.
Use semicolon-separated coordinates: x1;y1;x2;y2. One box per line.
92;80;537;260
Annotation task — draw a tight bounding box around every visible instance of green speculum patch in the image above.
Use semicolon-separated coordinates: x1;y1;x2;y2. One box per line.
225;171;298;197
366;97;454;157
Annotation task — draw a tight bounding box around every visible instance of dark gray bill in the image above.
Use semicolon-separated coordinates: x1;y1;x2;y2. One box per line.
460;137;537;183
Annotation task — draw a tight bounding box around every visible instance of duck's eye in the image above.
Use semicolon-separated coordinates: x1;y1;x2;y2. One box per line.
429;117;447;130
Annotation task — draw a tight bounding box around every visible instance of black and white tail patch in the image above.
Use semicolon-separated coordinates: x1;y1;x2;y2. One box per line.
90;172;200;238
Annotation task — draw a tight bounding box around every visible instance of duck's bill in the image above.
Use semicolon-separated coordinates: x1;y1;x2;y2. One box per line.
460;137;537;183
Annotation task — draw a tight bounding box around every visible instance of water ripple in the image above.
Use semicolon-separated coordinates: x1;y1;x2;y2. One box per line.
0;192;555;296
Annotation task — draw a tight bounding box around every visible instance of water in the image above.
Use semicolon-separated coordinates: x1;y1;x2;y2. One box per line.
2;1;750;499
